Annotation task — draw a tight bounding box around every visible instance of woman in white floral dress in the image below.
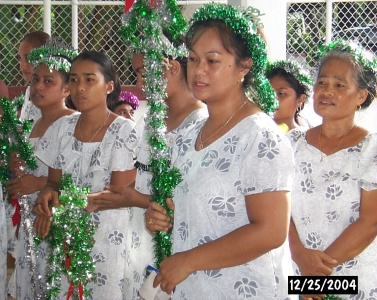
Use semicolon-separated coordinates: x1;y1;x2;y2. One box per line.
5;40;76;299
88;47;207;298
33;51;136;299
288;40;377;299
145;4;296;299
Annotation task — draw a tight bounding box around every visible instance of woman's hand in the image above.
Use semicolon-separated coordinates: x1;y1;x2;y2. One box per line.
86;188;127;212
32;187;59;217
295;247;337;276
33;214;52;238
145;198;174;233
9;151;26;176
153;251;193;295
6;174;45;197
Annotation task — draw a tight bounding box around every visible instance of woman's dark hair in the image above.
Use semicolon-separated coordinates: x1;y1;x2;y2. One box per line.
71;51;121;107
266;68;307;98
162;31;188;82
57;67;76;110
266;67;308;123
186;19;251;87
21;31;51;48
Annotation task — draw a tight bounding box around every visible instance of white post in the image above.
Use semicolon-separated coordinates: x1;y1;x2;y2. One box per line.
325;0;333;44
72;0;79;49
227;0;288;60
43;0;51;35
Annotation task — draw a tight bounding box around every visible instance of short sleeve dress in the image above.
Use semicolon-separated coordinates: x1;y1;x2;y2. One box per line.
171;112;296;300
20;86;41;122
288;128;377;299
123;108;208;299
36;113;135;299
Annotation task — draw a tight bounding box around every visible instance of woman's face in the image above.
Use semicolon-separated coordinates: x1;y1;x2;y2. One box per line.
131;53;145;90
313;57;366;120
69;59;113;112
187;28;246;103
18;41;35;82
30;64;69;109
269;75;303;121
114;103;135;121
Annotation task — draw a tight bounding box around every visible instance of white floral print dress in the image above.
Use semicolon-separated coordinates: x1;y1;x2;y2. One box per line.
124;108;208;299
288;128;377;300
20;86;41;122
36;113;135;300
171;112;296;300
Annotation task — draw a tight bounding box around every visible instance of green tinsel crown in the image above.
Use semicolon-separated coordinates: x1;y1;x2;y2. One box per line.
28;37;78;73
266;60;313;97
316;39;377;75
188;3;277;113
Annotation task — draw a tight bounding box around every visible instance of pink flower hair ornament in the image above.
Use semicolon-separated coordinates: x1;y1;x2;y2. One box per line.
118;91;140;110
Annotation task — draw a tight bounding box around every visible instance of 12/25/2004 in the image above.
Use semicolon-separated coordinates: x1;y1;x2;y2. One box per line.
288;276;358;294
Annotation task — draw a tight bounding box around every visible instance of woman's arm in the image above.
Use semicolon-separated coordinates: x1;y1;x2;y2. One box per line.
154;191;291;294
324;188;377;264
32;167;62;216
32;167;62;237
289;219;336;276
85;168;152;212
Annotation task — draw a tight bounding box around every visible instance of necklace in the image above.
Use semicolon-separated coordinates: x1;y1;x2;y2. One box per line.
199;100;247;150
79;110;111;143
318;123;355;162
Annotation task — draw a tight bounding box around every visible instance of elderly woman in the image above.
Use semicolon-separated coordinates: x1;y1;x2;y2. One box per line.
288;40;377;299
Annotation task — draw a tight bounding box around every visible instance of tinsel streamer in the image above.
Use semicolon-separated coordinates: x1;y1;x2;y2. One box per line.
0;97;37;188
119;0;184;268
36;174;96;300
19;194;45;299
323;296;345;300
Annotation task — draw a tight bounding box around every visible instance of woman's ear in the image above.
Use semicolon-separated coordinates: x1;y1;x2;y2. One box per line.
62;84;70;98
106;81;115;94
357;89;368;107
297;94;307;109
240;58;253;78
167;59;181;77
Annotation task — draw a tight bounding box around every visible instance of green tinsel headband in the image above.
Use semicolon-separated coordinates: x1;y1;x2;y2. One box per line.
266;60;313;97
188;3;277;113
317;39;377;75
28;38;77;73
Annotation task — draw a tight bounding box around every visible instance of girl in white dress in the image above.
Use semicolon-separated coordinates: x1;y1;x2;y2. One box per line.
88;44;207;299
288;40;377;299
33;51;136;299
5;40;76;299
145;4;296;299
266;60;313;131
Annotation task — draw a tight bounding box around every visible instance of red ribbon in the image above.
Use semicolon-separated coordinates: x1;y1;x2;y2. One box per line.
124;0;135;13
64;242;84;300
11;195;21;226
124;0;156;13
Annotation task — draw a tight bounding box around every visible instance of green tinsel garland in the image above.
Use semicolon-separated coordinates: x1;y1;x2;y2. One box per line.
35;174;96;299
119;0;184;268
189;3;278;114
316;39;377;74
0;96;37;186
266;60;313;97
323;296;345;300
